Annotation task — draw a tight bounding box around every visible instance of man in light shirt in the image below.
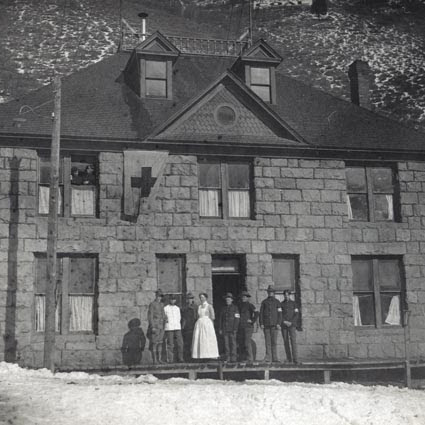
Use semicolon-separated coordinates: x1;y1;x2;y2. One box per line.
164;294;184;363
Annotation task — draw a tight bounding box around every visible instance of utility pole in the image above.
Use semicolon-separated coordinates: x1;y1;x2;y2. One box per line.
248;0;253;46
43;76;61;372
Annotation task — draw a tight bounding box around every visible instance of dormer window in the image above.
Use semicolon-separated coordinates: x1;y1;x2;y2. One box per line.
123;31;179;101
146;60;167;98
250;67;271;102
233;39;282;105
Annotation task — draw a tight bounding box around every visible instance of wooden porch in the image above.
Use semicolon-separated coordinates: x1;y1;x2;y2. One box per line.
59;359;425;388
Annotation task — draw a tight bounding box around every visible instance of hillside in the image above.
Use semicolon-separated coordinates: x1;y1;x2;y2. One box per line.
0;0;424;131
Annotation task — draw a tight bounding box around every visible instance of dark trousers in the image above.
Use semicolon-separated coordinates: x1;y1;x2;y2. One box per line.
281;325;297;362
263;326;278;362
165;330;184;363
182;330;193;362
238;327;254;361
223;331;237;361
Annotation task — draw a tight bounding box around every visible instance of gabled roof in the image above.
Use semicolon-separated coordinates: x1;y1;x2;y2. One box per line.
240;39;282;65
134;31;180;57
152;71;305;146
0;40;423;153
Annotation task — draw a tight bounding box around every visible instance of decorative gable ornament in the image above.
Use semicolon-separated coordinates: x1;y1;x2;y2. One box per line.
123;150;169;217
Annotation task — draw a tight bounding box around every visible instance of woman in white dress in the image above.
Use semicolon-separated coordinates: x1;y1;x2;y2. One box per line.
191;293;219;359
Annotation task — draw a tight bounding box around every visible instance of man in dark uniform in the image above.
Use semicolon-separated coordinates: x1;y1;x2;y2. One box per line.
147;289;166;364
259;285;282;363
181;292;197;362
238;291;257;362
219;293;240;362
281;290;299;363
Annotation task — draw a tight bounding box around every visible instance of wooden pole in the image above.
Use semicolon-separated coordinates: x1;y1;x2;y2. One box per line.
248;0;253;46
43;76;61;372
404;309;411;388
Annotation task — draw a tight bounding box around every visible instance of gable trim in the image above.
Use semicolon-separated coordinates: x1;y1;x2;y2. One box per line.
135;31;180;57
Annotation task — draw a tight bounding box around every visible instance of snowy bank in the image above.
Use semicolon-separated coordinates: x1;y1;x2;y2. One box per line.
0;362;425;425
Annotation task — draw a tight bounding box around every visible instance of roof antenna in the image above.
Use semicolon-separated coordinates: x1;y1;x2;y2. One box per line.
138;12;149;41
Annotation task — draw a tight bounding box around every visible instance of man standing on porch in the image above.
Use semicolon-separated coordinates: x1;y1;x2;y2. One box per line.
281;290;299;364
147;290;166;364
164;294;184;363
181;292;197;362
219;293;240;362
259;285;282;363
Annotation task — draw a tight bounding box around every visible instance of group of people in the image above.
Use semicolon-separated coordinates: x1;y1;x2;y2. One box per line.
70;164;96;185
120;285;300;366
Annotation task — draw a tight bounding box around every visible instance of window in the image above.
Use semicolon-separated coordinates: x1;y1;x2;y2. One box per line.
272;255;302;329
250;67;271;102
352;257;404;327
145;60;167;98
346;166;397;222
198;161;252;219
157;255;186;305
34;255;98;333
38;155;98;217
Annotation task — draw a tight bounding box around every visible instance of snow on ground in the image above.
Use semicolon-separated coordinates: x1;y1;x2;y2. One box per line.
0;362;425;425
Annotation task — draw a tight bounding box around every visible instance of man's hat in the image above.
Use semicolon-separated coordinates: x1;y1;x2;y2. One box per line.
266;285;276;293
155;289;163;296
186;292;195;299
240;291;251;298
223;292;234;299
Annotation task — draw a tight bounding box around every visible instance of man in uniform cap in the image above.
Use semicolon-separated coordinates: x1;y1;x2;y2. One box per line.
147;289;166;364
237;291;257;362
181;292;197;362
219;293;240;362
281;290;299;363
259;285;282;362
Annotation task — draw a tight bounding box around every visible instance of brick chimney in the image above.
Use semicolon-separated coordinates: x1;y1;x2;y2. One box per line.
348;60;373;109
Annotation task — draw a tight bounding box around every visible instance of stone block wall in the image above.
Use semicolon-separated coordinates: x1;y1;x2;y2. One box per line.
0;149;424;368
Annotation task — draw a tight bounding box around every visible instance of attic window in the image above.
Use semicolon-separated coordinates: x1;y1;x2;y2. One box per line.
250;67;271;102
146;60;167;98
215;105;237;127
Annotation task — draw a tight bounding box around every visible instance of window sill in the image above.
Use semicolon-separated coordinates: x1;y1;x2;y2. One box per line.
200;217;259;226
354;325;404;331
348;220;405;228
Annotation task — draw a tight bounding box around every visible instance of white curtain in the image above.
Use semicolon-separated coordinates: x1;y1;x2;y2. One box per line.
385;295;401;325
229;190;250;218
346;195;353;220
353;295;362;326
38;186;62;215
71;187;95;216
199;189;219;217
386;195;394;220
35;295;60;332
69;296;93;331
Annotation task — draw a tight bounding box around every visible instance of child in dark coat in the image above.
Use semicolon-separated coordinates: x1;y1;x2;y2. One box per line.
121;318;146;367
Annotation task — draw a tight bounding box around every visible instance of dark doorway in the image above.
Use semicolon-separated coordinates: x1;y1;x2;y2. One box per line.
211;255;246;356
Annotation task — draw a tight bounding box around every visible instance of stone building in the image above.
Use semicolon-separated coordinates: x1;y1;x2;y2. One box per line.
0;32;424;368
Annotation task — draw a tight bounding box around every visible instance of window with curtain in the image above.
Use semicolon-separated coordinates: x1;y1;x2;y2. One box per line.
352;257;404;328
198;160;252;219
38;155;97;217
146;60;167;98
250;67;271;102
346;166;397;222
34;255;97;334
